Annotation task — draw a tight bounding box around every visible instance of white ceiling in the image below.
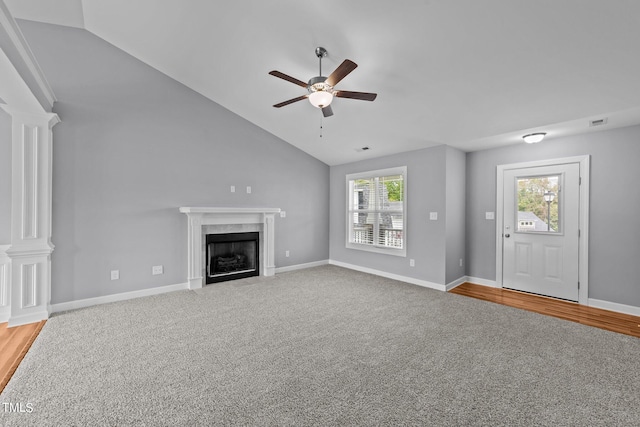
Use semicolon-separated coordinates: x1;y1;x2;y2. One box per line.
7;0;640;165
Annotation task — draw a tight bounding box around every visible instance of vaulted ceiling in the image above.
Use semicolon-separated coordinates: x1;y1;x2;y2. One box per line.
7;0;640;165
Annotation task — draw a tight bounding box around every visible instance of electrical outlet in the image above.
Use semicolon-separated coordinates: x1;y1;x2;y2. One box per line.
246;186;252;194
230;185;235;193
110;270;119;281
410;259;415;267
152;265;163;275
285;250;290;257
459;258;463;267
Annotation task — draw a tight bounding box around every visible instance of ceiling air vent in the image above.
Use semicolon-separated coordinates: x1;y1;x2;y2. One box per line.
589;118;608;127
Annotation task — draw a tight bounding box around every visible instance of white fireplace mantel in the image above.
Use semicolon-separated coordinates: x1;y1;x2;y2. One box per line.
179;207;280;289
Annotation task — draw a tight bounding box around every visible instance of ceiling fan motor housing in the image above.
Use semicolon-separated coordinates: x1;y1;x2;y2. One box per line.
308;76;333;93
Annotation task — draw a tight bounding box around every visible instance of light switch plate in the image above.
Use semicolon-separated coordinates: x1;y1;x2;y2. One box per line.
485;212;495;220
280;211;286;218
429;212;438;220
246;186;252;194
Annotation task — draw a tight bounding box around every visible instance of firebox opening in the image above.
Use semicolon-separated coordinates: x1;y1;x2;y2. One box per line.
206;232;259;284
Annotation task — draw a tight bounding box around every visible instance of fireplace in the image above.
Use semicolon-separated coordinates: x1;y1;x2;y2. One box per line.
179;207;280;289
206;232;259;283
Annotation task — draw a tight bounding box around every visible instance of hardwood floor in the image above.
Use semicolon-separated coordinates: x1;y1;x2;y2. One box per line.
0;320;46;393
450;283;640;338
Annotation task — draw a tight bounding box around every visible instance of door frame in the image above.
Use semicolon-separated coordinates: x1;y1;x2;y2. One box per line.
495;155;590;305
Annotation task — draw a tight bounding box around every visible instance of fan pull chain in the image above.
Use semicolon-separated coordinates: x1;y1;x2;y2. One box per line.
319;115;323;138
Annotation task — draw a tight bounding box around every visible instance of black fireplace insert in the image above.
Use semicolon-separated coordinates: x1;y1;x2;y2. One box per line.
206;232;259;284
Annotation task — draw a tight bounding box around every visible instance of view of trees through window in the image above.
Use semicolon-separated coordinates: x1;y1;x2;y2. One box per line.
382;176;403;202
517;175;559;232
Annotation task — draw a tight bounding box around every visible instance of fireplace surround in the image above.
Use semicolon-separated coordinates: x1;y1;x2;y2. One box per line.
179;207;280;288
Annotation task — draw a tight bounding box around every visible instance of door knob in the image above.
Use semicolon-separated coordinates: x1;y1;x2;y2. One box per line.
505;234;510;238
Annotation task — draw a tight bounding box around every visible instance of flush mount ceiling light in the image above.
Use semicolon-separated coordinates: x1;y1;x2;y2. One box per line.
522;132;547;144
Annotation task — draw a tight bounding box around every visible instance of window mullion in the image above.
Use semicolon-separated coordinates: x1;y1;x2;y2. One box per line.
373;177;380;246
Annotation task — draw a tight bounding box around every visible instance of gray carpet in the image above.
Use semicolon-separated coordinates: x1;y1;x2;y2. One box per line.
1;265;639;426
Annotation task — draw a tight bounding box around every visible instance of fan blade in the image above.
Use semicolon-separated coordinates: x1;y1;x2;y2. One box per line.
322;105;333;117
273;95;308;108
269;70;308;88
335;91;377;101
325;60;357;87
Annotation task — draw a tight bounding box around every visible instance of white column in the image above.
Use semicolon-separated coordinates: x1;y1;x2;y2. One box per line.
263;214;276;276
2;106;59;326
186;214;204;290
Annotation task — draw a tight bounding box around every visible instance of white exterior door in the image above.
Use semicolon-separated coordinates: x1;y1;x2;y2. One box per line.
502;163;580;301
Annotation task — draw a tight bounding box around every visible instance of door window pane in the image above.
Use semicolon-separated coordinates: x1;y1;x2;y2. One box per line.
516;175;560;233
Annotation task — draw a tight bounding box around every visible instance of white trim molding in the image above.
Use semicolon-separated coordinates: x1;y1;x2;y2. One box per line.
0;2;56;112
495;155;590;305
51;283;189;314
588;298;640;318
329;260;446;291
445;276;468;291
465;276;499;288
179;207;280;289
275;260;329;274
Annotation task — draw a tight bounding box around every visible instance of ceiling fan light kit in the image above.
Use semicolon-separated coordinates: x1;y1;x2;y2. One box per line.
269;46;377;118
309;90;333;108
308;76;334;108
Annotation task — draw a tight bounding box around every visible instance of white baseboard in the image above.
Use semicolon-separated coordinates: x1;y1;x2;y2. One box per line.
45;270;640;322
275;259;329;274
329;260;446;291
7;310;48;328
445;276;467;291
51;282;189;314
588;298;640;317
465;276;499;288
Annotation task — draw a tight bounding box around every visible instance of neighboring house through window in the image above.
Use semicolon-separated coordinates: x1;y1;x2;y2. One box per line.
346;166;407;256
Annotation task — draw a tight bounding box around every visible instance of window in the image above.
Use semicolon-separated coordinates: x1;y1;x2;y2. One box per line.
516;174;561;233
346;166;406;256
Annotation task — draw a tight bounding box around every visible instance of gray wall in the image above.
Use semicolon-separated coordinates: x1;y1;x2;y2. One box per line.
445;146;465;284
466;124;640;307
18;21;330;304
330;145;456;285
0;108;10;244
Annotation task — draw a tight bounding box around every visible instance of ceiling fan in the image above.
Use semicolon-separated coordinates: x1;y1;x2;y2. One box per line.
269;47;377;117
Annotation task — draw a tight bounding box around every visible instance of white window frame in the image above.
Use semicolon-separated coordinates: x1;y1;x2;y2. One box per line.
345;166;407;257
